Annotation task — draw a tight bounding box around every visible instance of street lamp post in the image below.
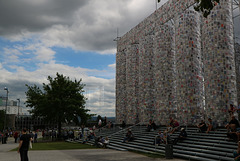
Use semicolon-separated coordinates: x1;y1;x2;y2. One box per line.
17;98;20;130
3;87;9;131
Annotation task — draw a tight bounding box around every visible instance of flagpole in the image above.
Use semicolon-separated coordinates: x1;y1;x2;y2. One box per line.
156;0;161;10
156;0;157;10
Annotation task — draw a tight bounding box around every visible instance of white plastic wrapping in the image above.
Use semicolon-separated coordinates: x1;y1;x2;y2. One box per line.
175;10;204;126
153;24;176;125
202;0;237;125
138;34;155;124
126;44;139;124
116;0;237;126
235;43;240;107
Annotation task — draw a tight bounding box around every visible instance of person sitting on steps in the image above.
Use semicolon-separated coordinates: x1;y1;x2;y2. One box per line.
123;129;134;143
173;128;187;145
169;117;180;134
153;130;164;146
225;116;240;132
151;121;157;131
206;118;216;133
197;120;207;133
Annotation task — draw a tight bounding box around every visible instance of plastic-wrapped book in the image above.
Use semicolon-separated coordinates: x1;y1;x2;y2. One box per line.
174;10;204;126
202;0;237;125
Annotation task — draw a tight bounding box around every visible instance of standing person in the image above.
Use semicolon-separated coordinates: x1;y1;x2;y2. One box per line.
14;131;19;143
34;132;37;143
93;125;96;131
18;128;33;161
4;131;9;143
98;119;102;128
121;121;126;129
104;116;107;126
146;120;153;132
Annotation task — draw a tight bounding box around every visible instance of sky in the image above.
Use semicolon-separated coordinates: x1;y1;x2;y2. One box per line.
0;0;168;117
0;0;239;117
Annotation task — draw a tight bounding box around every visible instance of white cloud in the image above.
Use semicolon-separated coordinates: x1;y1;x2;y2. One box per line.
0;0;161;54
0;60;116;116
35;47;55;62
108;63;116;69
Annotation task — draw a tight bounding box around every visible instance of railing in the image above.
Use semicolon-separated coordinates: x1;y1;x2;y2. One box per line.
106;122;141;139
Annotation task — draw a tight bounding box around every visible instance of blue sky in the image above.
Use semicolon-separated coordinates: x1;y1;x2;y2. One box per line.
0;0;163;116
54;47;115;71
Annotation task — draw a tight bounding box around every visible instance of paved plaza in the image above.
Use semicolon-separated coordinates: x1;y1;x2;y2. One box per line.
0;138;186;161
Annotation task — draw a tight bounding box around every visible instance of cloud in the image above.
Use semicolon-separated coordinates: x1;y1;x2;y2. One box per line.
0;61;116;116
108;63;116;69
0;0;89;36
0;0;160;54
35;47;55;62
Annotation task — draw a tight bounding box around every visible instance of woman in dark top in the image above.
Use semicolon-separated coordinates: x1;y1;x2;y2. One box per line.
18;128;33;161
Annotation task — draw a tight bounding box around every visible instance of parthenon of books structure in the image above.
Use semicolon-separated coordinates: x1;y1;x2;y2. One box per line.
116;0;239;126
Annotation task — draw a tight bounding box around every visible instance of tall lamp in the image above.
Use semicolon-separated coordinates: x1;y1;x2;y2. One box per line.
3;87;9;131
17;98;20;130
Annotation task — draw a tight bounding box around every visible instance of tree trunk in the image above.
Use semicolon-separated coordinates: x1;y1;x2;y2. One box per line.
58;121;62;139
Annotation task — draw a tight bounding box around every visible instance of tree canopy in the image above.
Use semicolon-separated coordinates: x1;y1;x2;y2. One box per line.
157;0;219;18
194;0;220;18
25;73;91;137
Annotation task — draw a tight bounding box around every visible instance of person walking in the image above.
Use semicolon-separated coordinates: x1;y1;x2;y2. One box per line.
14;131;19;143
18;128;33;161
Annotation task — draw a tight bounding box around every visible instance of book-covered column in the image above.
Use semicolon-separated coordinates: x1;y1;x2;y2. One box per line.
153;24;176;125
175;10;204;125
126;43;139;124
202;0;237;124
235;43;240;106
116;37;127;124
138;19;155;124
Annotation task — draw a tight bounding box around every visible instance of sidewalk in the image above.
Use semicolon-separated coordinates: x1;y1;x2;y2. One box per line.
0;137;18;152
0;149;186;161
0;138;187;161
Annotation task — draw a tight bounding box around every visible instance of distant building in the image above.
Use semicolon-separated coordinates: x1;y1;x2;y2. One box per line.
16;115;57;130
0;97;23;115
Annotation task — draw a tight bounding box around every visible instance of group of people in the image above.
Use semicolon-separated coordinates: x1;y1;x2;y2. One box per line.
197;118;216;133
152;117;186;145
95;136;109;148
1;129;38;144
195;104;240;143
146;120;157;132
98;116;114;129
0;128;35;161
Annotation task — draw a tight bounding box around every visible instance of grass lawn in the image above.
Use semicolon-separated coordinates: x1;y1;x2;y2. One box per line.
11;141;97;151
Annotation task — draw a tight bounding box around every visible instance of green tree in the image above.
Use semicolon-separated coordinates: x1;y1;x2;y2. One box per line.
0;110;4;131
157;0;219;18
25;73;91;137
